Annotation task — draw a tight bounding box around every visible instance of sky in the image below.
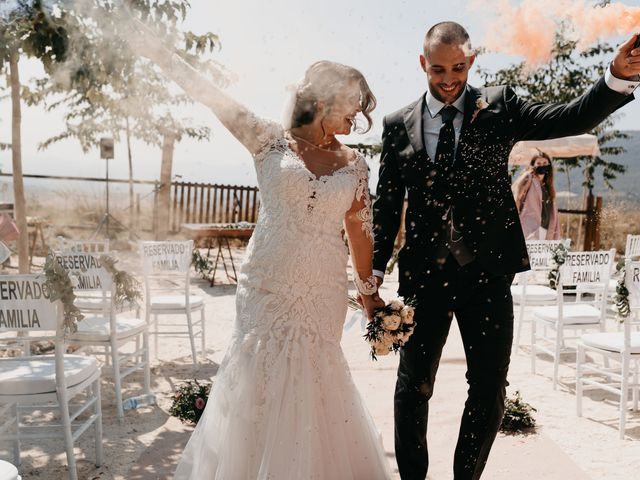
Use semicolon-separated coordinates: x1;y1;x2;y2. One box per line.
1;0;639;194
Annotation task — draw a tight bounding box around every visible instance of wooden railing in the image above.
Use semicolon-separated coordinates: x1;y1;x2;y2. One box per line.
169;181;260;233
0;173;260;236
0;173;604;249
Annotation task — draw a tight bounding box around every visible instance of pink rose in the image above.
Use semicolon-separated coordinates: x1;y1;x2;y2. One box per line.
195;397;206;410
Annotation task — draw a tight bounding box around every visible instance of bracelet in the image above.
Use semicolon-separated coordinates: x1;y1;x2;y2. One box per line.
354;274;378;296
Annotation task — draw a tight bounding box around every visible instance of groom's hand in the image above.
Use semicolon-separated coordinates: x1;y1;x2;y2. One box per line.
611;34;640;80
361;293;385;320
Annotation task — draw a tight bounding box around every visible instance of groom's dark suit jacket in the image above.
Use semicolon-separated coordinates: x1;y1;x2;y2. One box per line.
373;78;633;296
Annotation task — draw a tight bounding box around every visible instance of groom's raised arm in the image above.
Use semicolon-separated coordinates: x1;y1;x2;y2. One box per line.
510;35;639;142
373;117;405;277
508;72;635;142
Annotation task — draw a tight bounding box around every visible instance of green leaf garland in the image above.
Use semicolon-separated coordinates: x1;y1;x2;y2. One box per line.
548;243;568;290
614;259;630;321
43;251;84;334
99;254;143;307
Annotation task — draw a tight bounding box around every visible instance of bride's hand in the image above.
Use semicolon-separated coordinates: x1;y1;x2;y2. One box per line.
360;293;385;321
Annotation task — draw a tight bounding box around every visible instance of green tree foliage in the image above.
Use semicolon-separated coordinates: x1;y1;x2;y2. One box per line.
479;32;627;194
0;0;75;272
28;0;230;151
0;1;70;73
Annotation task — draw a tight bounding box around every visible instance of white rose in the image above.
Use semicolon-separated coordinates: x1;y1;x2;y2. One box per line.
382;313;402;331
400;306;415;323
388;299;404;311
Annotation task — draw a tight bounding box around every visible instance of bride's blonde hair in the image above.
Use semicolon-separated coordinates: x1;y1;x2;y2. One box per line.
290;61;376;133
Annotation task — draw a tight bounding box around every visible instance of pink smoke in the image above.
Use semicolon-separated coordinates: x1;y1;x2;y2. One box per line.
476;0;640;64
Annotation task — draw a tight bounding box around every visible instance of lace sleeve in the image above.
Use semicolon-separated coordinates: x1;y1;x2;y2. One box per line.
354;155;374;242
345;154;377;296
249;115;286;163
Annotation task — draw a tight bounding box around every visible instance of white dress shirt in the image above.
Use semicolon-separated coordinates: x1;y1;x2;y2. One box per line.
372;67;638;281
423;89;466;161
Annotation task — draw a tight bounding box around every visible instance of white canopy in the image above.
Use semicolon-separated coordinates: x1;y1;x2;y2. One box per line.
508;134;600;165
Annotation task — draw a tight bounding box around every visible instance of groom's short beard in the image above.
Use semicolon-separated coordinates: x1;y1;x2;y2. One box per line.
430;81;466;104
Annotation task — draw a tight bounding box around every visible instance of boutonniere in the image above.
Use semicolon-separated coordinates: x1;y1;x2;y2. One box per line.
470;98;490;123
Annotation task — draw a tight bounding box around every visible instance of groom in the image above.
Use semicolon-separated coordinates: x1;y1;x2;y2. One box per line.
373;22;639;480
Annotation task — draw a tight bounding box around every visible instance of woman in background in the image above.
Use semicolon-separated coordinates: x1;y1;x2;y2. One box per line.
513;151;561;240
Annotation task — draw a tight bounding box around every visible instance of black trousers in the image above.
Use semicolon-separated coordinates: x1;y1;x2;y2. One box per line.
394;255;514;480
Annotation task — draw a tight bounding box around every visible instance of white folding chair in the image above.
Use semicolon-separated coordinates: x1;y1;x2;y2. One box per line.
0;459;20;480
0;274;103;480
512;239;571;351
531;249;616;389
56;252;153;422
54;240;114;314
139;240;205;368
577;260;640;439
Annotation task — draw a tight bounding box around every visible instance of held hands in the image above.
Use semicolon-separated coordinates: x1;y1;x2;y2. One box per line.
611;34;640;81
357;291;386;321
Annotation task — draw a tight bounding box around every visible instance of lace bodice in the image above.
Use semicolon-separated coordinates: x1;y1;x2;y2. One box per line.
253;122;372;234
226;120;372;344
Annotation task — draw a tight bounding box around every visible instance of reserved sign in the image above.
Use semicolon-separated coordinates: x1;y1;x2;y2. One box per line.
139;241;192;273
55;252;112;291
0;275;58;331
626;261;640;309
559;250;613;286
526;240;570;269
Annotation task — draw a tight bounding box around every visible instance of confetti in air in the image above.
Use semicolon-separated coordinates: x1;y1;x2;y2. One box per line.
474;0;640;64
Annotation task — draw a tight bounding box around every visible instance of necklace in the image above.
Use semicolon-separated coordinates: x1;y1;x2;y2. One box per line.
289;132;336;152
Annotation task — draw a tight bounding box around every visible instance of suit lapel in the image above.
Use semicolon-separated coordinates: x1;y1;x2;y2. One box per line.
456;85;484;164
403;94;428;158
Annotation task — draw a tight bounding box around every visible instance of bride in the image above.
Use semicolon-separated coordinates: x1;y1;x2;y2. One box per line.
130;26;393;480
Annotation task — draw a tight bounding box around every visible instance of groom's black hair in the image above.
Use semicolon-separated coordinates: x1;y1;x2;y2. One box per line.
423;21;471;55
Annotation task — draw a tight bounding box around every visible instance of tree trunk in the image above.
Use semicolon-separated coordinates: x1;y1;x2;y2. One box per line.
126;117;135;239
156;132;175;240
9;48;29;273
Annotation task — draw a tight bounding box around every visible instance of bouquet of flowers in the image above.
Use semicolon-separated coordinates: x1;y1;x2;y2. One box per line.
362;298;416;360
169;380;211;425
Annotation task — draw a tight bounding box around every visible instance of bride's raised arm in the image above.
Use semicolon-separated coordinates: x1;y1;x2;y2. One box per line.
128;23;276;156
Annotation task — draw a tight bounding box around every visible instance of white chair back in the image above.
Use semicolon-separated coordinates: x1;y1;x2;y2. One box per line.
526;239;572;271
624;234;640;260
139;240;193;275
0;274;65;379
0;274;60;335
559;249;616;288
517;239;572;286
624;260;640;351
53;251;116;321
57;238;110;254
558;249;616;314
626;260;640;309
54;252;113;292
139;240;193;301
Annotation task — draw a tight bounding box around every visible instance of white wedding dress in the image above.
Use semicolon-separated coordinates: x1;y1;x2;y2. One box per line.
174;120;392;480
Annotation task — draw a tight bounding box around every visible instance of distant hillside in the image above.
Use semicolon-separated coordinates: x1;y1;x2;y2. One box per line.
550;130;640;201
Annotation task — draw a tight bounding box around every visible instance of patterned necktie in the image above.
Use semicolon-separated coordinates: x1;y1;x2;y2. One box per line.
434;105;457;166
